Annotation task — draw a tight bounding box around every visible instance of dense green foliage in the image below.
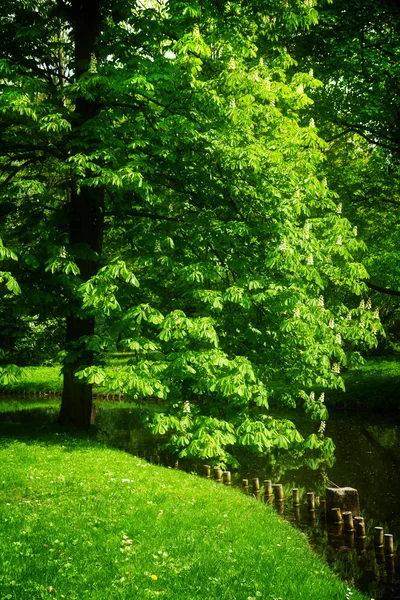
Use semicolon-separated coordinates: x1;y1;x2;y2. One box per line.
0;0;385;462
290;0;400;345
0;424;367;600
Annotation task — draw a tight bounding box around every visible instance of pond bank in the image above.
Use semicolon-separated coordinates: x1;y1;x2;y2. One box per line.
0;423;367;600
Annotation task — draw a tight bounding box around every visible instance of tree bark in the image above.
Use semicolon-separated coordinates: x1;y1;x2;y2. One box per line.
58;0;103;428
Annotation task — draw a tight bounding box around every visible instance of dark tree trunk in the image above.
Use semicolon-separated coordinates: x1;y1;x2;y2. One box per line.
58;0;104;429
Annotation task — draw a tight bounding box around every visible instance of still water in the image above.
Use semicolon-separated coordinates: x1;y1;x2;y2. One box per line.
95;407;400;600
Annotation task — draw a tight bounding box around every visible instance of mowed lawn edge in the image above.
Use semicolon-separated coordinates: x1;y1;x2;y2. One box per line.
0;429;367;600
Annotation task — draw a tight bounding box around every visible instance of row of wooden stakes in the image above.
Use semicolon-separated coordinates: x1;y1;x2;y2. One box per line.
204;465;396;559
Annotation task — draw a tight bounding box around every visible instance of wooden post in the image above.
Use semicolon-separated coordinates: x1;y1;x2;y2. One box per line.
273;484;284;501
385;555;396;575
292;488;300;507
242;479;249;491
214;467;222;482
320;499;327;516
343;511;355;532
204;465;211;478
252;478;260;492
374;527;384;548
307;492;315;511
331;507;343;524
384;534;394;557
354;516;366;539
223;471;232;485
264;480;273;497
293;506;300;522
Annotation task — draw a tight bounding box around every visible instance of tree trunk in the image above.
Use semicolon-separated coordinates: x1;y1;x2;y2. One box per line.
58;0;103;428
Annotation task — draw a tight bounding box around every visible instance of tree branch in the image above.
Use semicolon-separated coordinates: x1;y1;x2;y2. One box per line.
364;280;400;297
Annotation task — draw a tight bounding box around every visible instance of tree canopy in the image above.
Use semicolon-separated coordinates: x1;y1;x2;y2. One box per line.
0;0;382;464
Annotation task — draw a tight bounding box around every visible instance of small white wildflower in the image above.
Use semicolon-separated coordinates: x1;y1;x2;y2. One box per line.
335;333;342;345
296;84;304;94
307;254;314;265
318;392;325;403
353;226;358;236
309;118;315;128
359;299;365;309
329;319;335;329
336;203;342;214
228;57;236;70
318;295;324;307
279;239;287;251
336;235;343;245
332;362;341;374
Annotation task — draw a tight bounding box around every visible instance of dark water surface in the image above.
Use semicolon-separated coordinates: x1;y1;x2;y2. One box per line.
95;408;400;600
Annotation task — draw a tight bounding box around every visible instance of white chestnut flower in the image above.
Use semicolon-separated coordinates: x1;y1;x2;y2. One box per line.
336;235;343;245
318;295;324;307
329;319;335;329
336;203;342;214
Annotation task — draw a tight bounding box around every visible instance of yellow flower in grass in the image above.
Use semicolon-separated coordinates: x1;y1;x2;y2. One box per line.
150;574;158;581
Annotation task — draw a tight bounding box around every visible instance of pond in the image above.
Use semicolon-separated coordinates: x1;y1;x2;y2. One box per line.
94;407;400;600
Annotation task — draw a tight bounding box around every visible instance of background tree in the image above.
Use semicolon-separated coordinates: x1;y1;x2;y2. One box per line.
290;0;400;346
0;0;381;463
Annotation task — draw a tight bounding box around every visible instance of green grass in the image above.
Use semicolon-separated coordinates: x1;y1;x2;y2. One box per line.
328;356;400;409
0;422;366;600
2;355;399;411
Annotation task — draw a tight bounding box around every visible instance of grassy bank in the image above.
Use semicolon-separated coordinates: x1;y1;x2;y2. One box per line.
0;422;366;600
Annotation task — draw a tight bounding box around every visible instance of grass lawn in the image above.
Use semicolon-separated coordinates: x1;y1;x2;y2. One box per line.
1;355;399;410
0;421;367;600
